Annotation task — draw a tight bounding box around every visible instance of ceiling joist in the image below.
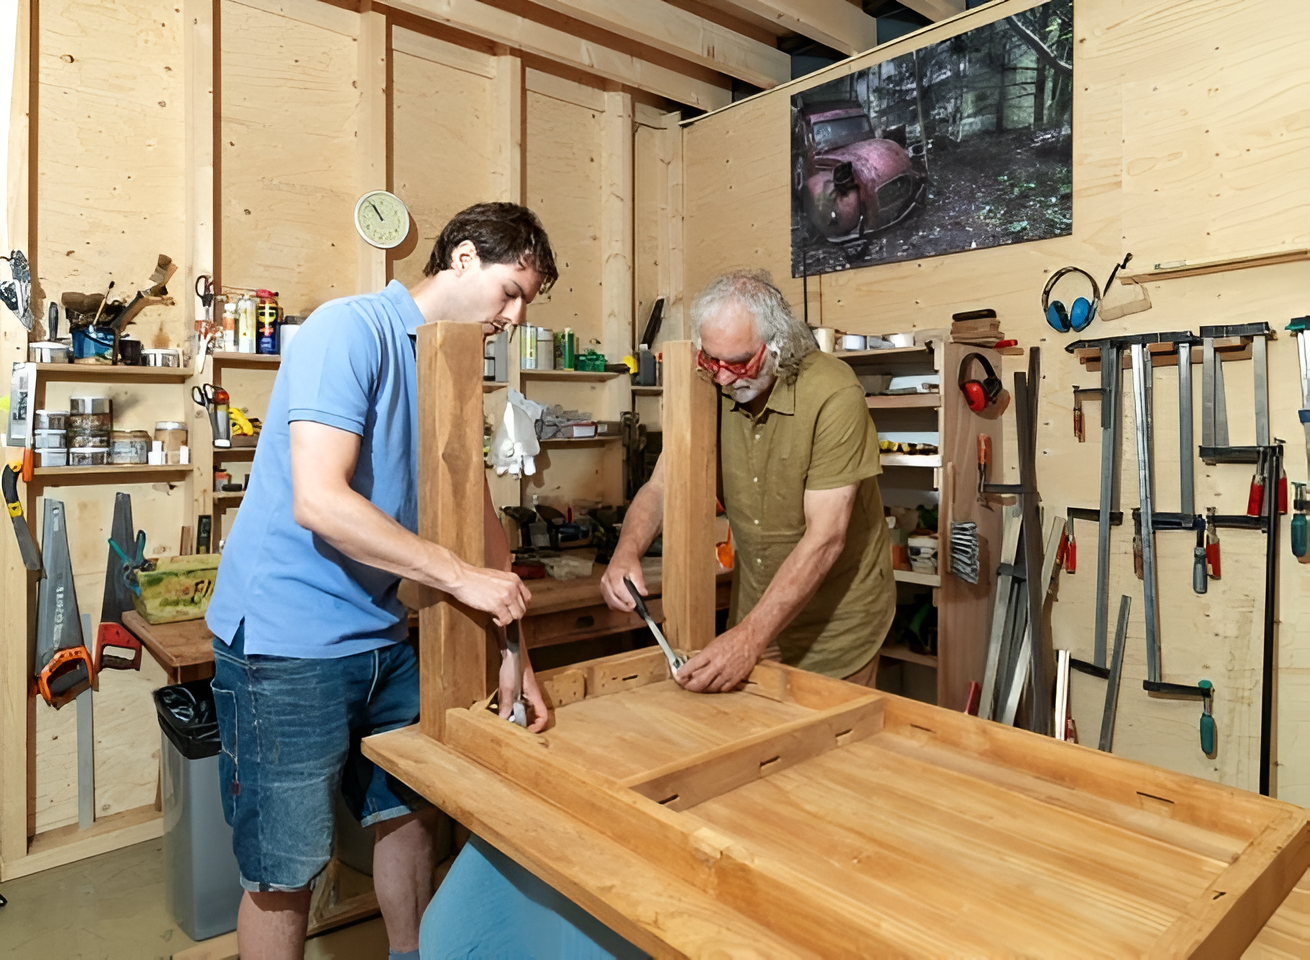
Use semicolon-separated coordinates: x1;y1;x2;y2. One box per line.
710;0;879;57
898;0;967;22
523;0;791;89
388;0;733;110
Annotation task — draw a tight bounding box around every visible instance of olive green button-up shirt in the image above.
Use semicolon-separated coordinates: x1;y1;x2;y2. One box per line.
721;350;894;678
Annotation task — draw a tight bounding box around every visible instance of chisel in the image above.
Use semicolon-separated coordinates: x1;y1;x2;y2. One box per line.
503;620;527;727
624;577;686;676
2;462;41;570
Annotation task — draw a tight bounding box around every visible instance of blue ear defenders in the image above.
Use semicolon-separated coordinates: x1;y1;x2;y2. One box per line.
1042;266;1102;333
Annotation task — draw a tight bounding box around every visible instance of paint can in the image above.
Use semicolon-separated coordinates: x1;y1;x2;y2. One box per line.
840;334;866;351
812;327;836;353
109;429;152;465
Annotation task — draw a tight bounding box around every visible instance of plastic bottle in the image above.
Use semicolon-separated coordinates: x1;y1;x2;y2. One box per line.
237;294;257;354
221;301;238;352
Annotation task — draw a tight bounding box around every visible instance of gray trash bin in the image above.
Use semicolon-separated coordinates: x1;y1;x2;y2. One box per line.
155;678;243;941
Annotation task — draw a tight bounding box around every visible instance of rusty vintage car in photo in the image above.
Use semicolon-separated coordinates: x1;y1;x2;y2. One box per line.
792;100;928;245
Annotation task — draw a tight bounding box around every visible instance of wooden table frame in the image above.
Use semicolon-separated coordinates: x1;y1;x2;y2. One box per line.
365;324;1310;958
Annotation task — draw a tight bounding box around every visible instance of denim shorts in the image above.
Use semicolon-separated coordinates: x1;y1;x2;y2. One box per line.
211;623;428;892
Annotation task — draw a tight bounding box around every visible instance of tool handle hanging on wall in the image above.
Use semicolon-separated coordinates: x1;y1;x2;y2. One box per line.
1205;508;1222;579
1199;680;1216;757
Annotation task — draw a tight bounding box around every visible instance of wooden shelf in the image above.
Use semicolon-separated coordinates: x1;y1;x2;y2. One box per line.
520;370;620;383
33;362;190;383
539;436;622;448
866;393;940;409
880;644;938;668
213;491;245;507
893;569;940;587
483;381;508;392
213;445;256;460
836;345;931;362
880;453;942;468
31;464;193;485
631;385;663;395
211;351;281;368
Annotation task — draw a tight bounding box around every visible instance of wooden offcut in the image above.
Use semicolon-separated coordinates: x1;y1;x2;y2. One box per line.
416;322;488;740
660;340;718;654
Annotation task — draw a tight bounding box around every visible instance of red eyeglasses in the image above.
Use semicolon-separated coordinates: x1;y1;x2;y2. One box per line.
695;342;769;382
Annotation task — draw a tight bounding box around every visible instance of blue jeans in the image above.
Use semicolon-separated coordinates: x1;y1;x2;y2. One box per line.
420;836;648;960
212;624;427;892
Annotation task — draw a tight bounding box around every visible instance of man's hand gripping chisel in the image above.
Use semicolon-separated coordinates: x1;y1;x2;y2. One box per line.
501;620;529;727
624;577;686;677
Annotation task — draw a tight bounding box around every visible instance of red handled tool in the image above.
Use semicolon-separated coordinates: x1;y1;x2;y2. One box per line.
1246;448;1266;517
95;493;142;672
1205;507;1221;580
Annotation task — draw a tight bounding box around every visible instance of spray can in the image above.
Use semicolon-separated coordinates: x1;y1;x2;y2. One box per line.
236;293;257;354
221;301;238;352
554;327;575;370
255;289;279;355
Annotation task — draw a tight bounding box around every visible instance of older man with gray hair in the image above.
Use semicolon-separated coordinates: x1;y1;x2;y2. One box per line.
600;269;894;692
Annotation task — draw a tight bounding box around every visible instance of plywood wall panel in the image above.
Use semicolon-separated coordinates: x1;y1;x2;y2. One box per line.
524;90;602;344
36;0;188;348
681;0;1310;799
391;50;497;287
220;0;360;315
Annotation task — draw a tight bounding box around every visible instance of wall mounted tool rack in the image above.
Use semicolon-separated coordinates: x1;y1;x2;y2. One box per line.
1070;327;1282;795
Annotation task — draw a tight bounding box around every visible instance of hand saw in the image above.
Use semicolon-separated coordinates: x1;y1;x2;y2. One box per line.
35;499;94;709
624;577;686;676
95;492;143;672
2;462;41;570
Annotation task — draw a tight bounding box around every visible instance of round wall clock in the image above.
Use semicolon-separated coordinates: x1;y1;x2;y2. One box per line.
354;190;411;249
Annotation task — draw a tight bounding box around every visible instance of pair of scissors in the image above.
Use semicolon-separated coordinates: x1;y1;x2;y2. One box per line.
194;274;215;319
191;383;228;410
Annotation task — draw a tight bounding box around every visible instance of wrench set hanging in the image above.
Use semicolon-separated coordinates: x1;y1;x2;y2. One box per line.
1064;325;1283;793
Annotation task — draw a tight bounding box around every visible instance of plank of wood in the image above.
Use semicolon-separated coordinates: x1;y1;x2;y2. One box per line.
1120;249;1310;285
1150;812;1310;959
522;0;790;88
5;803;162;881
122;610;214;679
356;8;388;293
898;0;966;22
661;340;718;653
621;694;885;809
364;724;821;959
601;89;634;359
416;322;488;741
712;0;879;56
386;0;732;111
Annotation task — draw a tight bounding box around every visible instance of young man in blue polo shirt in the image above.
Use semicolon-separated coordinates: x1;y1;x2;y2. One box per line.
207;202;558;960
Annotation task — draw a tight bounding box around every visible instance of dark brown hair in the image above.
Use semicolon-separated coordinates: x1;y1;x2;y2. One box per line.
423;202;558;293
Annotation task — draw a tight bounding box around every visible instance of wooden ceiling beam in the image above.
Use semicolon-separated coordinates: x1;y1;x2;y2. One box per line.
521;0;790;89
710;0;878;57
386;0;732;110
898;0;966;22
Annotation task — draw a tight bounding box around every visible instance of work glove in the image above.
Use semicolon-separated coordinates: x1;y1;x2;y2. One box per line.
491;389;543;479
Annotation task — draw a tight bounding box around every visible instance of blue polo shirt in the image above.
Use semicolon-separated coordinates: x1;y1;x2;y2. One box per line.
207;281;422;658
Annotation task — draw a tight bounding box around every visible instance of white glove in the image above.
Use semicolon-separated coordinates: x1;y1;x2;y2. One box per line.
491;389;543;479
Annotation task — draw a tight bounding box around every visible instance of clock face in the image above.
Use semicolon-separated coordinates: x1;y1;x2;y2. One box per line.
354;190;411;249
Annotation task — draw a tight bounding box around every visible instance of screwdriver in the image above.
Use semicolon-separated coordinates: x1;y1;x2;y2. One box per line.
976;434;990;506
1199;680;1216;757
1292;483;1308;559
1072;386;1085;443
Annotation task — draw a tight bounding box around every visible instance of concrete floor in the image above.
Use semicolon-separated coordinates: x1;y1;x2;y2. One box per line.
0;839;389;960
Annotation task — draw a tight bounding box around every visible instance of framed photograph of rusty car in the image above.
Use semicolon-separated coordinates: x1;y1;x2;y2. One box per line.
791;0;1073;277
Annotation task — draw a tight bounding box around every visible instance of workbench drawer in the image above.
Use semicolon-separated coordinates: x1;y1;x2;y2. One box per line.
522;600;663;649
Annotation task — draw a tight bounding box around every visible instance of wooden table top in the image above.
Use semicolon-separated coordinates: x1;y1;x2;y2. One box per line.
122;610;214;672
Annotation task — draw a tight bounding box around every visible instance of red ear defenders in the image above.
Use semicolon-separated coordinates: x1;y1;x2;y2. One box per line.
1042;266;1102;333
959;353;1003;413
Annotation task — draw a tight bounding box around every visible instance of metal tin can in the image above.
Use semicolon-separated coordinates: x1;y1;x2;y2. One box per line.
155;421;188;465
68;412;112;436
68;433;109;448
109;429;151;464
